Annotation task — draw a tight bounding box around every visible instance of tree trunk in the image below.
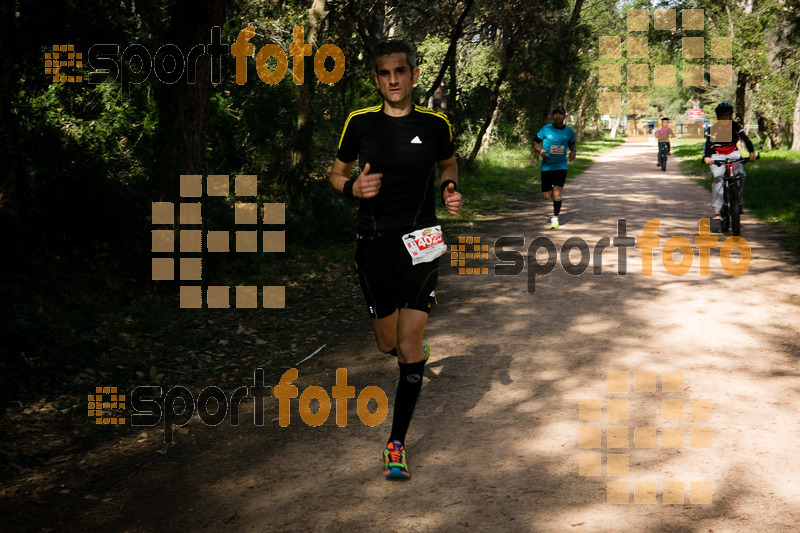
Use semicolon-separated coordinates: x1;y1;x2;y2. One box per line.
421;0;474;104
467;39;512;169
609;116;620;138
368;1;385;41
792;79;800;150
153;0;226;202
290;0;328;179
574;78;591;142
480;99;501;152
735;71;747;124
385;3;397;36
543;0;585;122
0;0;22;222
766;116;782;150
448;54;457;114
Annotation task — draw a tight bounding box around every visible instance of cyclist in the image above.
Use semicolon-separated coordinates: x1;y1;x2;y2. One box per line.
702;102;756;220
654;117;675;166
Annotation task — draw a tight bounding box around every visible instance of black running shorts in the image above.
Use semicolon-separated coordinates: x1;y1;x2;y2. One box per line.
354;234;439;319
541;169;567;192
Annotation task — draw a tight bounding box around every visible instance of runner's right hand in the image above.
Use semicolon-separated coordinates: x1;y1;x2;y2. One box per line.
354;162;383;199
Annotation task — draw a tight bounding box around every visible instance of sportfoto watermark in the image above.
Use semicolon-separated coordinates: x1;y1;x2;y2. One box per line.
92;368;388;443
54;26;344;92
451;218;750;292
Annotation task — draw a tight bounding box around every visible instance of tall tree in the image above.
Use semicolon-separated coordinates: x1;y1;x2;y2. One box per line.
290;0;329;180
153;0;226;201
0;0;20;222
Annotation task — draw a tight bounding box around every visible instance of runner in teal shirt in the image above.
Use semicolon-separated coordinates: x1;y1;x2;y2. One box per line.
533;106;576;228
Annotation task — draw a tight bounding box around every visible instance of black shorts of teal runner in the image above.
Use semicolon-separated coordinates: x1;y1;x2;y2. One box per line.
541;169;567;192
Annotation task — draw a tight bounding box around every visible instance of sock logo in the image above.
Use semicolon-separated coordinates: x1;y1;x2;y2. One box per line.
407;374;421;383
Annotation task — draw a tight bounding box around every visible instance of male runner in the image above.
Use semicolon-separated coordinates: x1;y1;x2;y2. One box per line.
702;102;756;219
533;106;576;229
328;39;463;479
654;117;675;165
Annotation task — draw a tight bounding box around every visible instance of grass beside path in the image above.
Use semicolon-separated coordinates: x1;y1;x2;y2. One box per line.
673;142;800;255
443;138;624;232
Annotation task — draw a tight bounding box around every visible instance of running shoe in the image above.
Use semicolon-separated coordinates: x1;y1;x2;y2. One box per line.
394;344;430;393
551;216;560;229
713;212;722;220
383;440;411;479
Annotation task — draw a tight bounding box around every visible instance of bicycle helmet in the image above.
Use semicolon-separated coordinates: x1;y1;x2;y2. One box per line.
715;102;733;117
552;105;566;115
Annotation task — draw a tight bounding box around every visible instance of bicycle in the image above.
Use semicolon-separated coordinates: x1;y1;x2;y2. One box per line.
657;142;669;172
713;156;756;236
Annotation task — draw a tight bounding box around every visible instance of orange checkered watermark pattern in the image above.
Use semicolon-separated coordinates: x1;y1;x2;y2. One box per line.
151;174;286;309
88;386;126;425
450;236;490;275
599;9;733;139
45;44;83;83
578;371;713;505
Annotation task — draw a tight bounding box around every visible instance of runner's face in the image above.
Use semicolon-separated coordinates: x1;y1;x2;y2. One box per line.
552;111;565;126
373;53;418;108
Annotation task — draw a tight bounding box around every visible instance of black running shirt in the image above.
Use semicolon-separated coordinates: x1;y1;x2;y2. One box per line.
337;105;454;235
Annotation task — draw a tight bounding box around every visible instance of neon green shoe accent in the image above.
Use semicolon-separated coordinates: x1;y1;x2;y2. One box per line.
383;440;411;479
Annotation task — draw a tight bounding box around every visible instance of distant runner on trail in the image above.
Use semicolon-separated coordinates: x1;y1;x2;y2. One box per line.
533;105;577;229
328;39;463;480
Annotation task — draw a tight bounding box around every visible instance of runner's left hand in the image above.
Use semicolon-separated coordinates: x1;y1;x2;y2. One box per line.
443;183;463;216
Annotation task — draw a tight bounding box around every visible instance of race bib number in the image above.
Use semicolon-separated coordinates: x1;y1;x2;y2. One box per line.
402;226;447;265
550;145;565;155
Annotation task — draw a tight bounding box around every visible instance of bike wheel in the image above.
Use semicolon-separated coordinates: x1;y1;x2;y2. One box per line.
720;188;730;232
661;153;667;172
730;184;741;236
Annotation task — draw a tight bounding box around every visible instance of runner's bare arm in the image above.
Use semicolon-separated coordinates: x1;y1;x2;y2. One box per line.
329;159;383;199
329;158;354;195
533;136;546;157
438;156;462;216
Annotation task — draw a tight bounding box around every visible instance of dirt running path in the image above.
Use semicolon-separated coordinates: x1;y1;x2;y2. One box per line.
96;140;800;532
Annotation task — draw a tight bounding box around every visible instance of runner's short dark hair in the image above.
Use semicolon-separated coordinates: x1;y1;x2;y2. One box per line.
372;39;417;72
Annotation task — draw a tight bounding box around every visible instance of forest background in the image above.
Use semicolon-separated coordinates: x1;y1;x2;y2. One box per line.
2;0;800;401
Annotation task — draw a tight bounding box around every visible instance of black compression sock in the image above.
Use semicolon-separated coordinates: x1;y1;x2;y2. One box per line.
387;348;398;357
389;359;425;444
553;199;562;216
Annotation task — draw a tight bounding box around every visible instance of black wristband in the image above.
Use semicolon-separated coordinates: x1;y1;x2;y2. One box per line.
342;179;355;199
440;180;458;204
